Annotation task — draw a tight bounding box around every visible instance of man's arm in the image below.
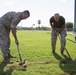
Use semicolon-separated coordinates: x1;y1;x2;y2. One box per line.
11;28;19;45
50;17;55;30
50;18;58;35
50;23;55;30
58;25;65;33
58;16;65;33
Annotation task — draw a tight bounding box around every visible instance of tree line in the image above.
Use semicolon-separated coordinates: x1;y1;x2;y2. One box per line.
17;22;73;31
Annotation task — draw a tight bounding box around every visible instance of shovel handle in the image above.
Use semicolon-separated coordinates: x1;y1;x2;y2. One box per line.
17;44;22;62
57;35;71;59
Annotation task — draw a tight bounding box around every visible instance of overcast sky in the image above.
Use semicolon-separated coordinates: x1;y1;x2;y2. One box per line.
0;0;74;27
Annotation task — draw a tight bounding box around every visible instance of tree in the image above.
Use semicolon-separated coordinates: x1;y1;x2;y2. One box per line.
66;22;73;31
38;20;41;28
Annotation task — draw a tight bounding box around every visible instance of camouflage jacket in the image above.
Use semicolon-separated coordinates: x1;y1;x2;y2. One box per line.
0;11;21;29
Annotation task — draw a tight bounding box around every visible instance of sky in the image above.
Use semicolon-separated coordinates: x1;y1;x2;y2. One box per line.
0;0;74;27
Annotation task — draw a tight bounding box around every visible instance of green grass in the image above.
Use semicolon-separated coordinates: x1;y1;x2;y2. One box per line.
0;30;76;75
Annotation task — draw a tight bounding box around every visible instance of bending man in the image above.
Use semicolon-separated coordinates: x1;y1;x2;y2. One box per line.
49;13;67;55
0;10;30;62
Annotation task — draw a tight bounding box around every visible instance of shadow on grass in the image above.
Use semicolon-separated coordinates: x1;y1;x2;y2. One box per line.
0;60;27;75
0;60;14;75
53;53;76;75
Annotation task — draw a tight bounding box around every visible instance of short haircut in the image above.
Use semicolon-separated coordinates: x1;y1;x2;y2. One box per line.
54;13;60;16
23;10;30;17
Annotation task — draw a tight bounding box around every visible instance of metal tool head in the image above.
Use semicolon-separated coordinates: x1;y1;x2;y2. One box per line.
16;60;26;66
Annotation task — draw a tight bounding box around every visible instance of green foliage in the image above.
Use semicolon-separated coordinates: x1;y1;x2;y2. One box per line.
66;22;73;31
16;27;51;31
38;20;41;25
0;31;76;75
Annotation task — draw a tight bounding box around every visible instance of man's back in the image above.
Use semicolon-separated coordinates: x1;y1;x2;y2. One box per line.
0;11;21;29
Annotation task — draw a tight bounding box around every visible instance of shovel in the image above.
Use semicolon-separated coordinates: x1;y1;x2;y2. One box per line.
16;44;26;66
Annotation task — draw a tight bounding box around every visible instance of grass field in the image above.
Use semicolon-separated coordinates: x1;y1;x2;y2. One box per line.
0;30;76;75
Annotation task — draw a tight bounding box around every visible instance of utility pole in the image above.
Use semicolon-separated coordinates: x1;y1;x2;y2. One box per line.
74;0;76;41
74;0;76;33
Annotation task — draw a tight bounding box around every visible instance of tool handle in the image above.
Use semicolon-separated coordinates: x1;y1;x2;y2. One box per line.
17;44;22;62
57;35;71;59
67;38;76;43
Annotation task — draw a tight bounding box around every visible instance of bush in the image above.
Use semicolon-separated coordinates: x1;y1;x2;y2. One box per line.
66;22;73;31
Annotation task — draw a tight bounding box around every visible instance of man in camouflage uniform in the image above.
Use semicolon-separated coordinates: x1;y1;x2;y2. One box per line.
0;10;30;62
49;13;67;55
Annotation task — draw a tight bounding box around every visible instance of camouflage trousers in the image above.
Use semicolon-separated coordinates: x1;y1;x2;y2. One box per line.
51;28;67;51
0;22;10;57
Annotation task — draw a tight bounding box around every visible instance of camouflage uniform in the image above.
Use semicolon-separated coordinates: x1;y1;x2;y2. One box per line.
51;28;67;51
0;11;21;57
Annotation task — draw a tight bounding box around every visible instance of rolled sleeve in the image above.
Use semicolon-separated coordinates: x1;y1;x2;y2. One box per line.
10;17;21;29
11;23;16;28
